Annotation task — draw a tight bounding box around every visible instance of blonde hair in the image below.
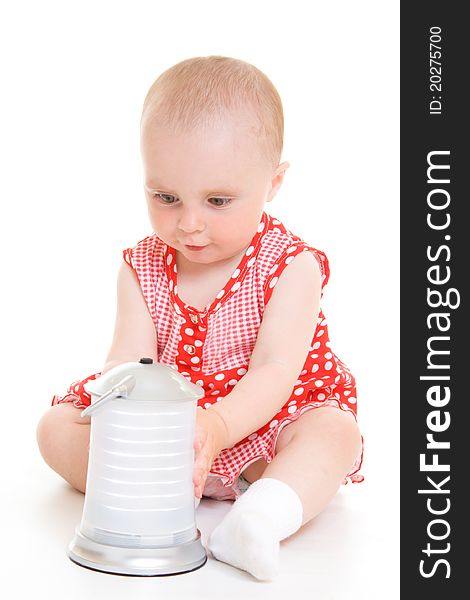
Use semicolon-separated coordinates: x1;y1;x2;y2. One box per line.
141;56;284;168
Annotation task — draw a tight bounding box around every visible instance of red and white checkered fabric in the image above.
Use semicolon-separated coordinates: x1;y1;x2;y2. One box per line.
52;211;363;487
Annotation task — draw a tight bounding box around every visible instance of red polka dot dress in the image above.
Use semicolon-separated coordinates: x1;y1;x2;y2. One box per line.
52;211;363;489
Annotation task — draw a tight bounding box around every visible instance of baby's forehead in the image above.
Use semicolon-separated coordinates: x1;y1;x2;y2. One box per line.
141;113;274;183
141;102;277;170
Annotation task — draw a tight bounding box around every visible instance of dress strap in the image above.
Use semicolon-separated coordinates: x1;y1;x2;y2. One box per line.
263;242;330;305
122;247;133;268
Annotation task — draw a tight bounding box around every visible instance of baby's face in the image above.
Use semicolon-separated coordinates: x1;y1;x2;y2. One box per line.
141;112;281;268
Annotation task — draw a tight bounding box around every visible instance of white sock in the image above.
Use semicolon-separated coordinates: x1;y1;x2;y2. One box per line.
207;478;303;581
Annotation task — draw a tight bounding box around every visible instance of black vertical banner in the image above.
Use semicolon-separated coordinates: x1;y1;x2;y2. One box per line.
401;2;467;597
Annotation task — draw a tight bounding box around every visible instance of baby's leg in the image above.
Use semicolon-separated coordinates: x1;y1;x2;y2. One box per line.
36;403;91;494
262;406;362;524
208;407;361;580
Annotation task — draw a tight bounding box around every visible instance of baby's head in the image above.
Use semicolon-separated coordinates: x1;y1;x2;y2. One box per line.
140;56;289;265
141;55;283;170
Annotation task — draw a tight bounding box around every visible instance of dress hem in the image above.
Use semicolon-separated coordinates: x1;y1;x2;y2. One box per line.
209;398;364;488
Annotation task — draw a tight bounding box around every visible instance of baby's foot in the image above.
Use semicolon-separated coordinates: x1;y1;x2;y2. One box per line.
207;508;279;581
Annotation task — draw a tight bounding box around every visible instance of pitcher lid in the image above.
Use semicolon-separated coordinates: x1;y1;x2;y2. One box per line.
84;358;204;402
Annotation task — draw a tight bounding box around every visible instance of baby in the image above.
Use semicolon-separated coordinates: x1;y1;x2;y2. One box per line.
36;56;363;581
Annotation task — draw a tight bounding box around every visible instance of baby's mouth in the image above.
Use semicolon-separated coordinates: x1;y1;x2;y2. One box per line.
184;244;208;251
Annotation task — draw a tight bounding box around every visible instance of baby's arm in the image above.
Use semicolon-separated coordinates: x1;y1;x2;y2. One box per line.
101;261;158;374
209;251;322;447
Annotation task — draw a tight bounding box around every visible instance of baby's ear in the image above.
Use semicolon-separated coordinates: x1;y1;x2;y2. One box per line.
267;161;290;202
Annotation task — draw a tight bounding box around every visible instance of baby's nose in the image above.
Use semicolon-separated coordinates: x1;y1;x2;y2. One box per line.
177;208;205;233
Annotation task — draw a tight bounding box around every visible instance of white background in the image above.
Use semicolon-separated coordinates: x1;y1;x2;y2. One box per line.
0;1;399;598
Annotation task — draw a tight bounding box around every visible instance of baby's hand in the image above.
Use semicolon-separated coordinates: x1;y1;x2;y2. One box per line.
193;408;229;499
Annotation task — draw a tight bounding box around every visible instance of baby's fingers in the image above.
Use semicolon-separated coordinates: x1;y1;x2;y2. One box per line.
193;450;211;498
193;466;205;498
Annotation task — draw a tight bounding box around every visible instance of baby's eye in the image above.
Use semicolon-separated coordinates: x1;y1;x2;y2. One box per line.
156;193;178;204
208;197;232;207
